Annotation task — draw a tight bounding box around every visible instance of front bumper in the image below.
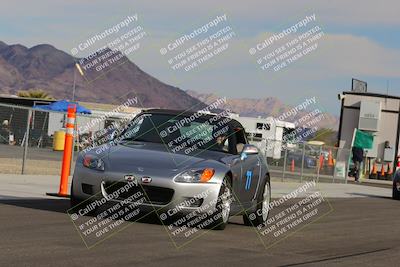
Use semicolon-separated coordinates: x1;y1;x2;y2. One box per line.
72;166;222;214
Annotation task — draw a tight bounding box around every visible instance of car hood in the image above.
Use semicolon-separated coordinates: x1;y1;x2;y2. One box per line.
105;141;227;175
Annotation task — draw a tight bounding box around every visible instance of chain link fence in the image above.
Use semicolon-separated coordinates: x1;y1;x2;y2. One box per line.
0;103;124;175
264;141;351;183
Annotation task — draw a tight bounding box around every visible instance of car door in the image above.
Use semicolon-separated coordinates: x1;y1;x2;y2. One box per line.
233;127;261;203
240;152;261;202
220;153;242;198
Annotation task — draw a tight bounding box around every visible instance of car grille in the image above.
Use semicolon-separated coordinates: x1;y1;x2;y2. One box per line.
104;182;174;205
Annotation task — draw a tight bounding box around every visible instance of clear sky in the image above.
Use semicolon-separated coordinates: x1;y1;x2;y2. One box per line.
1;0;399;115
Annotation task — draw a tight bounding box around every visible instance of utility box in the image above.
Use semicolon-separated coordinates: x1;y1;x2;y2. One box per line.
384;147;395;162
358;101;381;132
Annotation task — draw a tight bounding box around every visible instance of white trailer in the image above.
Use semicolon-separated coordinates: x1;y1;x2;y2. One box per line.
230;114;295;159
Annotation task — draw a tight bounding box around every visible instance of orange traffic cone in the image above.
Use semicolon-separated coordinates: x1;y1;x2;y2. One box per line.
387;163;392;174
319;155;324;171
370;162;377;179
328;149;334;167
290;159;295;172
387;163;393;179
378;164;385;180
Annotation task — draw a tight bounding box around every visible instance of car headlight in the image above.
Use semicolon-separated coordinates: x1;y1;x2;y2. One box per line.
174;168;215;183
83;155;105;171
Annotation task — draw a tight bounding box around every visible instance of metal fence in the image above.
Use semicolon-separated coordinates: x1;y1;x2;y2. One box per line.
0;103;351;183
0;103;117;175
264;141;351;183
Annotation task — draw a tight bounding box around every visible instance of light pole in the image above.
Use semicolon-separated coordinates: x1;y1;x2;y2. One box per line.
72;65;76;102
70;62;85;169
72;63;84;102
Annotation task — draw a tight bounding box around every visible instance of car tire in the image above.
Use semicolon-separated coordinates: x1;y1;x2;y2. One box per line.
393;186;400;200
70;180;82;208
210;177;232;230
243;176;271;227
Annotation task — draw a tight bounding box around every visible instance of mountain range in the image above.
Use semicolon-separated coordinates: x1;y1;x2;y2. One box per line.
0;41;204;110
187;90;339;129
0;41;338;128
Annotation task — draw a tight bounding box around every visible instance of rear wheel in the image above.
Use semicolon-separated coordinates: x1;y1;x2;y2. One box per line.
243;178;271;226
211;177;232;230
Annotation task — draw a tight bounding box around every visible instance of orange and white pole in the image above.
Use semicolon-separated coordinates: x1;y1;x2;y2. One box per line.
58;104;76;196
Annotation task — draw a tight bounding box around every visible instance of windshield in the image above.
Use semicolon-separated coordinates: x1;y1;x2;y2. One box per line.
119;113;232;153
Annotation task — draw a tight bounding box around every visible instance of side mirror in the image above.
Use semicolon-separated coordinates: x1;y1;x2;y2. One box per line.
240;144;259;160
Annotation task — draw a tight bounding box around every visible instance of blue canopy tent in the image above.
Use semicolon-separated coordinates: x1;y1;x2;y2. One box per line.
33;100;92;114
29;100;91;148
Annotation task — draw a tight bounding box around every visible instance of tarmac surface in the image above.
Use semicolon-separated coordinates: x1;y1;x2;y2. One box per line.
0;175;399;267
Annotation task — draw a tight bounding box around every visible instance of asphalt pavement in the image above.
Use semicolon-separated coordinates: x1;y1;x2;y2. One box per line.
0;175;399;267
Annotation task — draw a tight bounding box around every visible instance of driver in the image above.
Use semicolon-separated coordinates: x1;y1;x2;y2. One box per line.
215;134;228;151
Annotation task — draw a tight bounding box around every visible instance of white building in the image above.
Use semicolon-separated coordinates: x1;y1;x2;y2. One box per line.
338;91;400;174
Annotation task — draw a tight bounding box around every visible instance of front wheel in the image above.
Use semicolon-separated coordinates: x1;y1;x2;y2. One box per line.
70;180;82;208
393;186;400;200
243;178;271;226
210;177;233;230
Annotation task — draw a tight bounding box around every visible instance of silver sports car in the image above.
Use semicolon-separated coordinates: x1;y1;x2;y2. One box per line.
71;109;271;230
